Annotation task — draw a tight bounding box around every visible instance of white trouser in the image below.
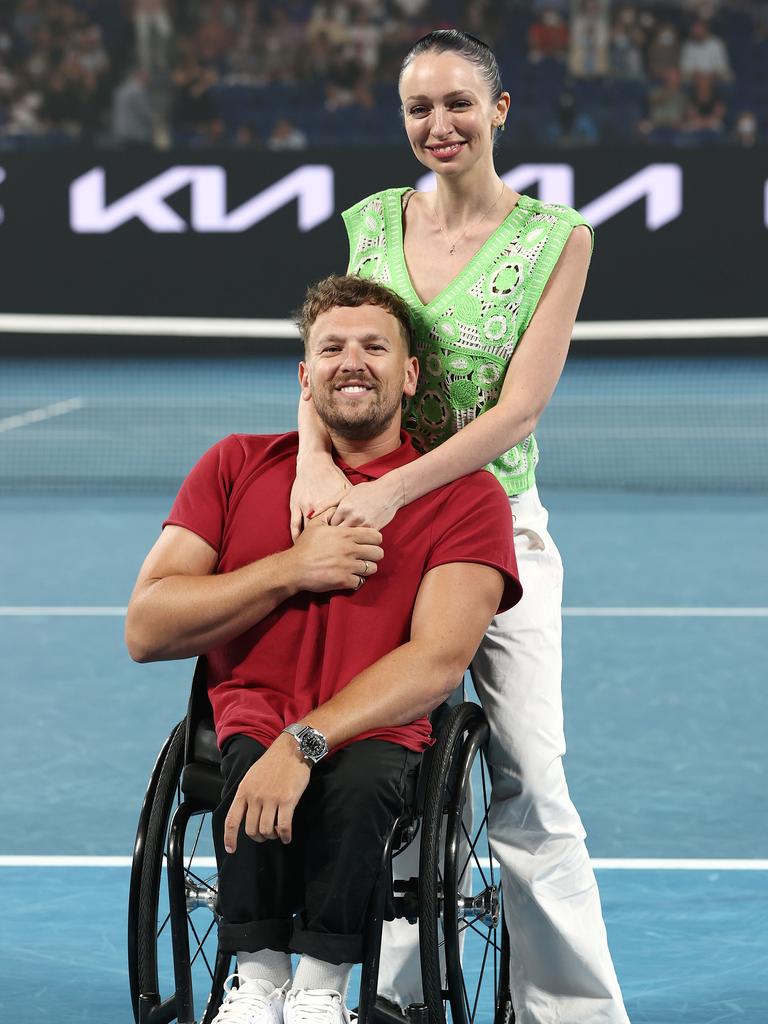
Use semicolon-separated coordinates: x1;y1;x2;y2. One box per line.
378;486;630;1024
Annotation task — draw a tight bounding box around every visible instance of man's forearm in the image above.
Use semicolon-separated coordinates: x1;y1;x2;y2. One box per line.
300;639;463;750
126;550;299;662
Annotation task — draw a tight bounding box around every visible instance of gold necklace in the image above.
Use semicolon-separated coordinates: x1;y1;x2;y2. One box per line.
433;181;506;256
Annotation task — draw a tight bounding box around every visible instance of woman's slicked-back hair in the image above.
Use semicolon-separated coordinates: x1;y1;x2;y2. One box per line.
399;29;503;103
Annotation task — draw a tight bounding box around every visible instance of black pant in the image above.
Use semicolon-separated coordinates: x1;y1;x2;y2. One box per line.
213;736;421;965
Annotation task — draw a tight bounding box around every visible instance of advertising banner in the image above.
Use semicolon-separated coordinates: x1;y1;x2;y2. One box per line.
1;148;765;321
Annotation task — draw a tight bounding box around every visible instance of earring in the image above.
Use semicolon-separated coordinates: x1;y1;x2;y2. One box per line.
497;121;506;132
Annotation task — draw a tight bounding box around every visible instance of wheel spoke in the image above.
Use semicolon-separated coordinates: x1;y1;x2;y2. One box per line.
190;915;217;971
470;923;493;1023
156;909;171;940
186;866;216;892
187;814;206;872
464;918;502;954
461;820;490;889
480;757;495;888
461;961;473;1022
493;913;498;1002
188;912;214;978
458;796;492;890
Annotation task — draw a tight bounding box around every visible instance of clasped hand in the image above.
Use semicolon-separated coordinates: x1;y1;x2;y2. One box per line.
290;454;404;539
290;508;383;592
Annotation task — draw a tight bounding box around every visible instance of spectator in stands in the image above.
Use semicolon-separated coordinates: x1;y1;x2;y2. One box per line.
682;71;726;138
324;43;365;110
261;8;305;84
5;85;45;136
73;24;109;78
305;0;349;48
172;39;219;139
646;22;681;81
347;6;384;73
132;0;172;78
732;109;758;147
568;0;610;79
12;0;45;50
267;115;308;150
112;66;154;147
610;6;645;80
528;7;569;63
556;82;599;142
195;4;234;70
680;18;731;82
637;66;688;142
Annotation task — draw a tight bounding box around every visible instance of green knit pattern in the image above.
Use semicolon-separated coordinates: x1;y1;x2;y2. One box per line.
343;187;592;495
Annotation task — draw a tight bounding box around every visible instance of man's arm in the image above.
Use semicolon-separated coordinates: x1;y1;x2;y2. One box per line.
125;516;384;662
223;559;504;850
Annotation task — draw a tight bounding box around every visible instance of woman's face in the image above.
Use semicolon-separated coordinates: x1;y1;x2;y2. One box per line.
399;51;508;175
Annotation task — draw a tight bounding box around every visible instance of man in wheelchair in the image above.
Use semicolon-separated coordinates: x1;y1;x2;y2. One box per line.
126;275;521;1024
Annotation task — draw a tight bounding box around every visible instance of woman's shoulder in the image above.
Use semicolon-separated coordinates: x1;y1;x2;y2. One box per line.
515;193;592;232
342;186;412;222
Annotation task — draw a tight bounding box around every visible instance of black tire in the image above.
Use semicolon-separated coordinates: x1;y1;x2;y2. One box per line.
129;721;231;1024
419;703;514;1024
129;723;184;1017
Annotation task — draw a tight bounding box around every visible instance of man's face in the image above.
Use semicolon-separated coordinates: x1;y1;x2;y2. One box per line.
300;304;418;441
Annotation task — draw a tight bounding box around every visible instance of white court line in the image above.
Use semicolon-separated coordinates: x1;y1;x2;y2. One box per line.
0;607;128;616
563;607;768;618
0;313;767;340
1;856;766;870
0;397;84;433
1;607;768;618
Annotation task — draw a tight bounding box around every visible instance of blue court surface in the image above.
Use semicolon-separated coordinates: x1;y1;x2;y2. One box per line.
1;357;767;1023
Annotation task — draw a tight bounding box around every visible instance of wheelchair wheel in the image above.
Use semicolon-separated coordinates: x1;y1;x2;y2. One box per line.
419;702;514;1024
128;721;231;1024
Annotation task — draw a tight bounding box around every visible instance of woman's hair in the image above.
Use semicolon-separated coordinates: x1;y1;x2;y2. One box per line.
297;274;415;356
399;29;503;104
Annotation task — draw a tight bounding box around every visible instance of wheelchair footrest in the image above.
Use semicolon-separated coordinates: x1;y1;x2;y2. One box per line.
371;997;430;1024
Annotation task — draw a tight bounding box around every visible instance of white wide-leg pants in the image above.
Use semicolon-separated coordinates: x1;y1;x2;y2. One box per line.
377;486;630;1024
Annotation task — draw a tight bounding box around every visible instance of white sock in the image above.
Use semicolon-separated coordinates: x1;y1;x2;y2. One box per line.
237;949;292;989
293;954;353;999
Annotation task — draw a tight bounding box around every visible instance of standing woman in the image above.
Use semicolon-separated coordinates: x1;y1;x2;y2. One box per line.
291;30;630;1024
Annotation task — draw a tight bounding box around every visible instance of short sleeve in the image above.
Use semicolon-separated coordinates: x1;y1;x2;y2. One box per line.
163;436;246;554
425;472;522;613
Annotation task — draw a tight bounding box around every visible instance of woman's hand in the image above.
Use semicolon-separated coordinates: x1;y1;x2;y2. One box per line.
290;451;351;541
329;472;405;530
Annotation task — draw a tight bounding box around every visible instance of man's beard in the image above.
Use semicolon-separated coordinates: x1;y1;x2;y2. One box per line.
313;380;404;441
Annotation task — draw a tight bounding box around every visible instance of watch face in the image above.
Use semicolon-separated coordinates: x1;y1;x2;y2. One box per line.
301;729;327;762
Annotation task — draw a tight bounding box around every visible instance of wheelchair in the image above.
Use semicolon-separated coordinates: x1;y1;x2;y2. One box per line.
128;660;514;1024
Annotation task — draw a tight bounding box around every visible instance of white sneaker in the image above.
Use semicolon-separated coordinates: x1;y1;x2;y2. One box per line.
283;988;351;1024
211;975;289;1024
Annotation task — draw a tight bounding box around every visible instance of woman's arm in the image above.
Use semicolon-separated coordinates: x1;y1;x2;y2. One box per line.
329;225;592;528
290;392;351;539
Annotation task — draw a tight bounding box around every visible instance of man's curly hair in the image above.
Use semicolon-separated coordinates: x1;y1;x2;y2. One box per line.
297;274;415;356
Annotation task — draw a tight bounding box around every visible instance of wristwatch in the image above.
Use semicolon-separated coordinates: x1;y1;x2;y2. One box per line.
281;723;329;765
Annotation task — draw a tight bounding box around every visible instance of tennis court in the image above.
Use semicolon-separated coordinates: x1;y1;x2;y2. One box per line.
1;341;766;1023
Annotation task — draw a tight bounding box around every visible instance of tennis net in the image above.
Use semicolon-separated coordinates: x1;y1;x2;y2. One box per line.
2;321;767;494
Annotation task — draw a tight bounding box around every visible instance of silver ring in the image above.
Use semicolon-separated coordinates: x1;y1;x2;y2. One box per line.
354;574;366;591
362;560;371;577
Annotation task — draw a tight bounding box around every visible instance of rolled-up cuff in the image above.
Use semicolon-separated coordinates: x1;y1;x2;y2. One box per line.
218;917;292;954
290;915;364;965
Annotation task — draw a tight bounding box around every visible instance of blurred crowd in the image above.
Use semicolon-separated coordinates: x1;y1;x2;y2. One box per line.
0;0;766;149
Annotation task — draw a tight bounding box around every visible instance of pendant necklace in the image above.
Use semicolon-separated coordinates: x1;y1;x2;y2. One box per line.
433;180;506;256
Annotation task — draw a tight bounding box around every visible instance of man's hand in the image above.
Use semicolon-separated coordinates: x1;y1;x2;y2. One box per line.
224;734;312;852
286;510;383;592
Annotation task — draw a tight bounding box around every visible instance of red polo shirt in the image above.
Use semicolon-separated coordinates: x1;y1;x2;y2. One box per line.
164;431;521;752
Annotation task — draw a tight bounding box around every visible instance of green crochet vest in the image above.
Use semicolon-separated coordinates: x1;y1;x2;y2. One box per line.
342;187;592;496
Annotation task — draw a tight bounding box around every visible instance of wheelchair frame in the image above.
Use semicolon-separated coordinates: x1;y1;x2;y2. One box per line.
128;660;514;1024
